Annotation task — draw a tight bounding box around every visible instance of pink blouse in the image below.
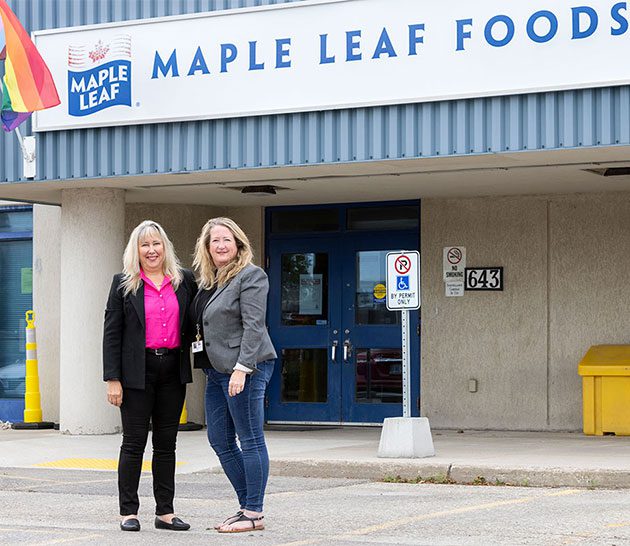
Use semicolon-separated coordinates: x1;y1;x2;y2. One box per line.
140;270;180;349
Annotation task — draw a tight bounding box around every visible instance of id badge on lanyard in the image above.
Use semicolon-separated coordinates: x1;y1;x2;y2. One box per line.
192;324;204;353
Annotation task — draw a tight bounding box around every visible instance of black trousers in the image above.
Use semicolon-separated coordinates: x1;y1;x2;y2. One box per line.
118;352;186;516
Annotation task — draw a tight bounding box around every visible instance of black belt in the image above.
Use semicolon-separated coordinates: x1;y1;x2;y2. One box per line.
146;347;178;356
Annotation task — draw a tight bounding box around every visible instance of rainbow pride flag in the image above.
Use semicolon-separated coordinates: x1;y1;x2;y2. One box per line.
0;0;59;132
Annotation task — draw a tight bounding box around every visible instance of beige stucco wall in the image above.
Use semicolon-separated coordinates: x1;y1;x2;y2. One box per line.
33;204;61;423
421;196;549;430
421;192;630;431
548;194;630;428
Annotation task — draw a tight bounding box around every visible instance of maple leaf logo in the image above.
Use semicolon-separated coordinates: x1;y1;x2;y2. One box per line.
88;40;110;63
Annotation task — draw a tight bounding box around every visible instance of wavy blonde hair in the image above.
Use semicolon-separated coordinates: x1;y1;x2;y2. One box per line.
193;217;253;289
121;220;183;296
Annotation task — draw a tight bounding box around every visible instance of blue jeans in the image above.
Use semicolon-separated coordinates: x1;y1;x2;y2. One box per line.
204;360;274;512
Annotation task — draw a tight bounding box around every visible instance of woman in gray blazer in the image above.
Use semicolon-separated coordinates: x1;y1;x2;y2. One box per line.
191;217;276;533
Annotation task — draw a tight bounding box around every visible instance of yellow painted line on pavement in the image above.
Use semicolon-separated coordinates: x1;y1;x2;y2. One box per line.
348;489;580;537
33;458;185;471
274;489;581;546
607;521;630;528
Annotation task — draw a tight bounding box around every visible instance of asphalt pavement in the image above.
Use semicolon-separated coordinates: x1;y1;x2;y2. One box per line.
0;468;628;545
0;426;629;544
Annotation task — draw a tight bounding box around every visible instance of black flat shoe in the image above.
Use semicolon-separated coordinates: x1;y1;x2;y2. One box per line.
120;518;140;532
155;516;191;531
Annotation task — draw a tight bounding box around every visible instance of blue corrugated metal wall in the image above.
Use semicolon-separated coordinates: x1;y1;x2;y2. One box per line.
1;0;629;184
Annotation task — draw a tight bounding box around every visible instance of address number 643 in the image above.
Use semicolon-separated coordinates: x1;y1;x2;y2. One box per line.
464;267;503;291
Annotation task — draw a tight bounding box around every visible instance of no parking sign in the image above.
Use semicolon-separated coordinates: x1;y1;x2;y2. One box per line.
386;251;420;311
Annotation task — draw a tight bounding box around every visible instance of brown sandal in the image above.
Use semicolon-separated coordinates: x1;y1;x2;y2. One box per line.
213;510;243;530
217;513;264;533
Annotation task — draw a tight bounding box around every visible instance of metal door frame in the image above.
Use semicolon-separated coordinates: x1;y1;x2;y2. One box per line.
264;200;421;424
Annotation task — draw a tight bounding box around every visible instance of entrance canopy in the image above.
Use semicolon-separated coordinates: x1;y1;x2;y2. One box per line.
1;146;630;206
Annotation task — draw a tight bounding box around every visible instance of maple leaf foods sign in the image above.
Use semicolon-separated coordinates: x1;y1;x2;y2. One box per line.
32;0;630;131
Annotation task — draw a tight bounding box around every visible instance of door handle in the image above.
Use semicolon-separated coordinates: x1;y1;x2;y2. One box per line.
343;339;352;363
331;340;338;362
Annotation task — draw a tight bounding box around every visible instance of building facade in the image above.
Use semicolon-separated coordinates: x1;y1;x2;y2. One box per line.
1;0;629;433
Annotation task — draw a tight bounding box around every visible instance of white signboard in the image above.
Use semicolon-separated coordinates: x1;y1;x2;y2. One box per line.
443;247;466;282
386;251;420;311
33;0;630;131
299;274;323;315
446;281;465;297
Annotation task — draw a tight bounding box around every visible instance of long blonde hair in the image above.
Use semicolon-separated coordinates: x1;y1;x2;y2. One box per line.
121;220;183;296
193;217;253;289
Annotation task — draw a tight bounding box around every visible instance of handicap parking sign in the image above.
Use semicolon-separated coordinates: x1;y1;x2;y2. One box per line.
386;251;420;310
396;275;409;291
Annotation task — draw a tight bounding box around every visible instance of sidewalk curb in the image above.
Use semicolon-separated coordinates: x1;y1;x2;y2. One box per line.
270;459;630;489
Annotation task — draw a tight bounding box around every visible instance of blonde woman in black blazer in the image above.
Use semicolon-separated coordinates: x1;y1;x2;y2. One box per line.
191;217;276;533
103;220;196;532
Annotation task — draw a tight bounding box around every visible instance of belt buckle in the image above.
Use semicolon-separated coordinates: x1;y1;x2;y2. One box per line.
155;348;168;356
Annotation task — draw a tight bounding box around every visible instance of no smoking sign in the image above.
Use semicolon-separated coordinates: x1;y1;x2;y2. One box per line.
443;246;466;282
447;247;463;265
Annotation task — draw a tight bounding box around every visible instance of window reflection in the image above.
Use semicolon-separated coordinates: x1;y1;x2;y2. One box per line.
355;251;398;325
281;348;327;403
281;253;328;326
356;349;402;404
0;211;32;400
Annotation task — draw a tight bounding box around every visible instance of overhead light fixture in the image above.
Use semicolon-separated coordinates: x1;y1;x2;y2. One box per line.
240;185;277;195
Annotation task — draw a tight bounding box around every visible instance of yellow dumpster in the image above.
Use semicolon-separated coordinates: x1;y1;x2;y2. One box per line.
578;345;630;436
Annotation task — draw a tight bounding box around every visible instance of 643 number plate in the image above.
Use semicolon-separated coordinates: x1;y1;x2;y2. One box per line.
464;267;503;291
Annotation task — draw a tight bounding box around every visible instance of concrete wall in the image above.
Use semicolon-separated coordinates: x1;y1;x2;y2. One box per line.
421;192;630;431
548;194;630;428
33;204;61;423
59;188;125;434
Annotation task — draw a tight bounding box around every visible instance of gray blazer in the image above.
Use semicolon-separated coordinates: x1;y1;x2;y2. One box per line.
200;263;277;374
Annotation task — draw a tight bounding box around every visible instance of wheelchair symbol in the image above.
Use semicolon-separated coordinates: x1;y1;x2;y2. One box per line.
396;276;409;291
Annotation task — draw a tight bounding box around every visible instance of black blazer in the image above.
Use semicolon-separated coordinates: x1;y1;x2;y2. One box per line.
103;269;197;390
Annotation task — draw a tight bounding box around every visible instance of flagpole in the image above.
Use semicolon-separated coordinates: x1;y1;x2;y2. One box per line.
14;125;24;147
14;125;33;162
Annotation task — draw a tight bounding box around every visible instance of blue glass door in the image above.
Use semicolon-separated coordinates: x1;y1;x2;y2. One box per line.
266;227;419;424
340;231;420;423
266;237;343;422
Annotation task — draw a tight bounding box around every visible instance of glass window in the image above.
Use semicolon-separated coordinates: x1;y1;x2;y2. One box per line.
347;205;419;231
0;209;33;234
355;251;398;325
355;348;402;404
0;238;32;399
281;252;328;326
281;348;327;403
270;209;339;233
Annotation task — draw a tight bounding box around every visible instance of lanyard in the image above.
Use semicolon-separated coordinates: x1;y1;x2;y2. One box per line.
194;286;217;341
